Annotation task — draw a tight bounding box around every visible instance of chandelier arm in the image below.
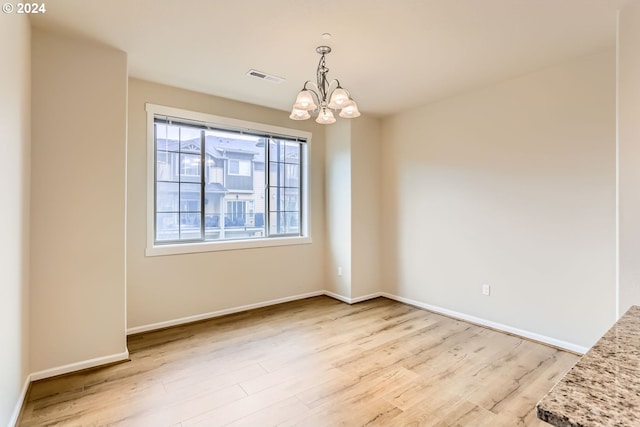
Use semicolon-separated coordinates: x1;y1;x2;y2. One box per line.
303;81;322;109
342;86;355;100
290;45;359;123
325;80;340;100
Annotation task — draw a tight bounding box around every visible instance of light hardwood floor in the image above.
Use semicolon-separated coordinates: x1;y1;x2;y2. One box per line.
18;296;578;426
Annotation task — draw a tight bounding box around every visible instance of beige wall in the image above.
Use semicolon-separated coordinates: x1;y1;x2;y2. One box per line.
381;50;616;349
619;3;640;315
127;78;326;329
30;29;128;373
324;117;382;301
10;14;634;413
0;13;30;427
351;117;382;299
325;121;353;298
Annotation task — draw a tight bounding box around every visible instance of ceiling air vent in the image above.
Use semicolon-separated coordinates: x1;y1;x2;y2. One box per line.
246;69;285;84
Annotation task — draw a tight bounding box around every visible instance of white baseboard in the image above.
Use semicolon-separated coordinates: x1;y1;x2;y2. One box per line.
126;290;585;354
9;375;30;427
30;349;130;382
126;291;325;335
351;292;383;303
322;291;351;303
11;289;585;426
323;291;382;304
380;292;588;355
21;290;584;381
127;290;382;336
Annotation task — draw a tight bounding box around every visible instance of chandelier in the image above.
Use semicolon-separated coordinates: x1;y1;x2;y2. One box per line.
289;46;360;124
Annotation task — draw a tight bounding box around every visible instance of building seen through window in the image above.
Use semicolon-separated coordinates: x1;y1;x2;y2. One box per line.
154;118;304;244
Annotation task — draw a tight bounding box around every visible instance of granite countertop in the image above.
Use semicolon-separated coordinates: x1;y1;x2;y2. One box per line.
537;305;640;427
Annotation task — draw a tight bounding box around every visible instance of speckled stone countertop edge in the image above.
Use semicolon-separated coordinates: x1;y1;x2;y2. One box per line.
535;305;640;427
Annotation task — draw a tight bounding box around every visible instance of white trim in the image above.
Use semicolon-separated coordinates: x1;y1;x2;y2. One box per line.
126;289;586;353
351;292;384;303
127;291;324;335
124;73;130;377
145;103;313;257
146;236;312;257
11;287;586;427
30;350;130;382
146;104;313;140
323;291;382;304
380;293;588;355
323;291;351;304
8;375;30;427
146;105;155;256
615;9;621;320
10;290;586;423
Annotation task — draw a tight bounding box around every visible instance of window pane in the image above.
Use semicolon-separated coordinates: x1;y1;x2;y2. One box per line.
180;127;201;153
268;139;302;237
269;161;284;187
269;140;285;162
156;123;168;151
204;191;222;214
167;125;180;148
180;183;201;212
156;123;180;152
268;187;282;213
156;151;178;182
153;114;305;247
269;212;283;235
156;182;179;212
285;164;300;187
180;154;200;182
285;188;300;211
285;211;300;234
204;213;221;228
285;141;300;164
269;212;299;235
156;212;179;241
180;213;201;240
203;130;266;241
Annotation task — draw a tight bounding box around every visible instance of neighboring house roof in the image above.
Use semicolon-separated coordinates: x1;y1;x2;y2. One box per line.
156;135;265;163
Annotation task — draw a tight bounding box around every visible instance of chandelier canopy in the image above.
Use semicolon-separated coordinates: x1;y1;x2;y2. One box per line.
289;46;360;124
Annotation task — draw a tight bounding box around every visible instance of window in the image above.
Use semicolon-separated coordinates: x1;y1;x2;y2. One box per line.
228;159;252;176
146;104;311;256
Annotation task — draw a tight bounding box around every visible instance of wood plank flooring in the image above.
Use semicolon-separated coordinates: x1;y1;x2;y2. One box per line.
17;296;578;426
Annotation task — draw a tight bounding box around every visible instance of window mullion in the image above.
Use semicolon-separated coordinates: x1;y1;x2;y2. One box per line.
154;123;158;242
298;143;303;236
200;130;205;241
276;141;282;234
265;138;271;238
178;128;182;241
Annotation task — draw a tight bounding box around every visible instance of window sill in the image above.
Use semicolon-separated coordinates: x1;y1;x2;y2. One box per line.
146;235;312;257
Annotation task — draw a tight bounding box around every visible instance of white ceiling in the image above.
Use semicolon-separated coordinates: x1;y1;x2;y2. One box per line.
30;0;625;117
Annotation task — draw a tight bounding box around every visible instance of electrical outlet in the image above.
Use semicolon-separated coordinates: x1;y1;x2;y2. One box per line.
338;266;343;277
482;283;491;296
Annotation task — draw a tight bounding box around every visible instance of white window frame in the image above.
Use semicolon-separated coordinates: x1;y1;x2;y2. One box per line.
145;104;312;257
